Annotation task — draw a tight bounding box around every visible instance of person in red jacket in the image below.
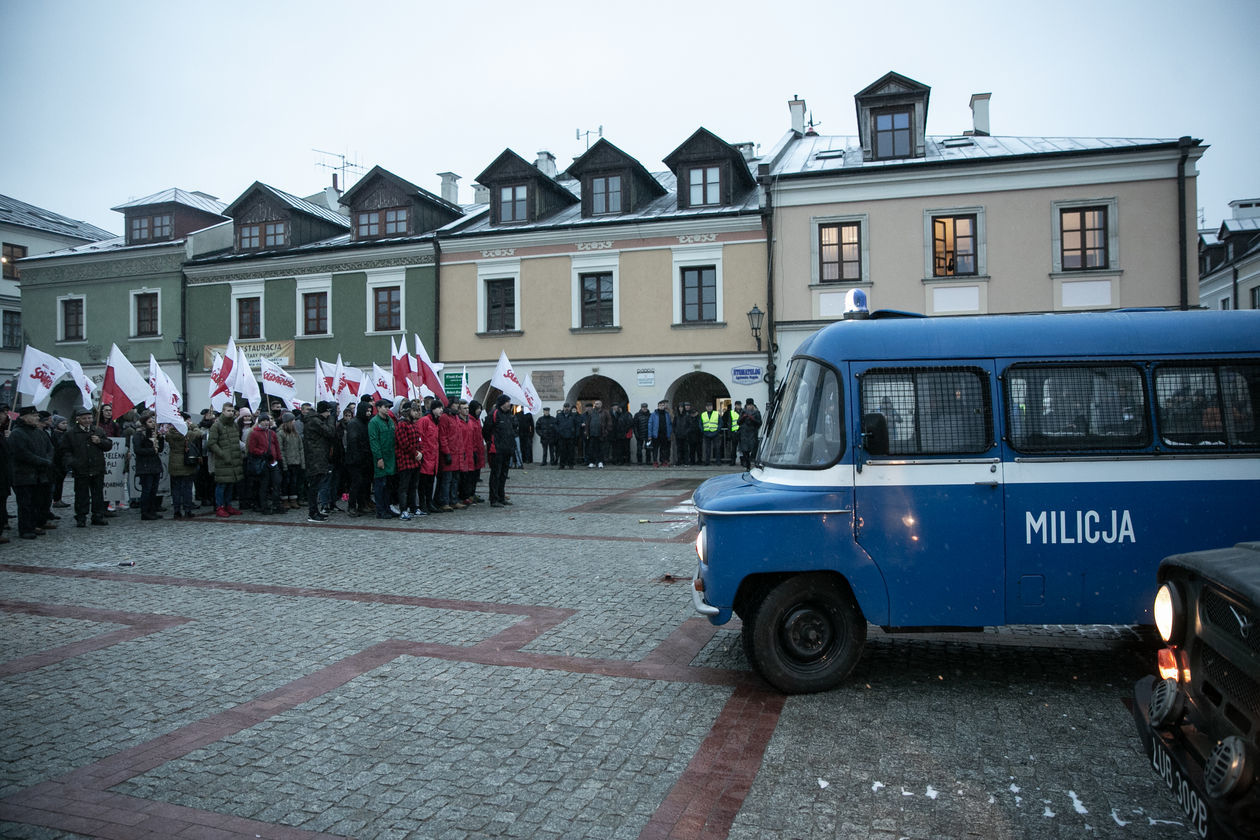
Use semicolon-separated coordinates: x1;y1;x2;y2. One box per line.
436;399;463;511
461;400;486;505
417;402;442;513
394;401;424;519
246;413;284;515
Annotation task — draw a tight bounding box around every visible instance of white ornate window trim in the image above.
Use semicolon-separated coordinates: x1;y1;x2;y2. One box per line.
364;267;406;336
295;273;332;338
570;252;620;329
1050;196;1119;273
129;287;163;341
671;244;724;325
810;213;869;286
922;205;986;279
229;279;265;341
477;257;521;333
57;293;87;343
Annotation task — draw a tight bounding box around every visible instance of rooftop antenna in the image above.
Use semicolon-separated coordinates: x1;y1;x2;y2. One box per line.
312;149;366;191
805;111;821;135
576;125;603;150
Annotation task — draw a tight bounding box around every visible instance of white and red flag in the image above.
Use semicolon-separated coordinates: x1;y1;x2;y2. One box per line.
16;345;67;408
153;363;187;434
231;347;261;412
148;355;183;412
370;363;393;401
390;337;412;400
460;366;474;402
412;333;447;405
313;358;336;405
208;338;236;410
521;373;543;416
59;357;96;411
100;344;150;416
333;355;363;415
490;351;528;406
260;358;299;410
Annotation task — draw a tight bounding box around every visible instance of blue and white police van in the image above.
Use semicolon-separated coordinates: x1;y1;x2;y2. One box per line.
691;301;1260;694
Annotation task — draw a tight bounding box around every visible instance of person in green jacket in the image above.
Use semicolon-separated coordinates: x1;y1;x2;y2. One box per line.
368;398;397;519
207;404;244;517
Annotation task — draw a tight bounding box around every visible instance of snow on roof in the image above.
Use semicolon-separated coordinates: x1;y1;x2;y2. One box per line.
0;193;115;241
110;188;227;216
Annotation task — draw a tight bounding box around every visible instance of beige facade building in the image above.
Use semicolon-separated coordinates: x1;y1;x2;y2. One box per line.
761;73;1206;366
440;136;769;412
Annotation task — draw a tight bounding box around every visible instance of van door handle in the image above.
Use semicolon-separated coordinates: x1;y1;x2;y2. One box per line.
974;480;1000;487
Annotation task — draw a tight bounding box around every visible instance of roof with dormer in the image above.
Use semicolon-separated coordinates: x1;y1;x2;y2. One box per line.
475;149;580;208
563;138;667;199
222;182;350;229
662;127;757;194
339;165;463;216
110;188;228;217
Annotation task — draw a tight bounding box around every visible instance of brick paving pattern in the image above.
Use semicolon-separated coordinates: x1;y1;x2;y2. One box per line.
0;466;1198;839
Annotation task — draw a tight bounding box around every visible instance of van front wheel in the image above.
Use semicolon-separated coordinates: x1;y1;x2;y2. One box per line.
748;574;866;694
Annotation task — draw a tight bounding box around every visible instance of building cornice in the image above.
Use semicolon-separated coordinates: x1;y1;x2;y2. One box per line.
438;214;764;257
184;243;436;285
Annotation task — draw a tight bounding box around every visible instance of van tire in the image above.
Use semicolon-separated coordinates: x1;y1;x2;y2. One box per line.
747;574;866;694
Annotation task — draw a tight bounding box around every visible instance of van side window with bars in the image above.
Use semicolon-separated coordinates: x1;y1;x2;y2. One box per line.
1004;364;1149;452
1154;362;1259;449
861;367;991;455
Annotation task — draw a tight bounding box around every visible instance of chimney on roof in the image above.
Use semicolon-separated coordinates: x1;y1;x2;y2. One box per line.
535;151;557;177
968;93;991;137
473;184;490;205
789;96;806;134
734;142;757;162
438;172;461;205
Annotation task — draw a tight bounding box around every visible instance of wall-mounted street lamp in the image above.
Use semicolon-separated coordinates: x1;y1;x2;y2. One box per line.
747;304;764;352
172;335;190;406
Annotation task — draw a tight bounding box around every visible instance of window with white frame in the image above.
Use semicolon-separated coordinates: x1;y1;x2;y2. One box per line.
671;245;724;325
129;289;161;339
811;215;868;285
365;268;406;334
1051;198;1119;273
58;295;85;342
923;207;986;279
477;258;521;333
295;274;332;337
230;279;264;341
570;253;619;329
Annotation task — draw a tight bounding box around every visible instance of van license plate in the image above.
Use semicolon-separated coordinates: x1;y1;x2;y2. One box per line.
1149;733;1209;838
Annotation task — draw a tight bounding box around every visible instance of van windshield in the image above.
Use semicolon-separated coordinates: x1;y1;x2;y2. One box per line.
760;358;844;468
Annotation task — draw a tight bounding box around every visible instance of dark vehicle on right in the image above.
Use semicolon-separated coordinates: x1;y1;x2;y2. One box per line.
1132;542;1260;839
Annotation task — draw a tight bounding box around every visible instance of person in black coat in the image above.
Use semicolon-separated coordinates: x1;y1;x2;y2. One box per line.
343;400;373;515
516;410;534;464
57;406;114;526
301;402;336;521
535;407;557;466
554;403;578;469
632;403;651;465
131;415;165;520
485;394;516;506
10;406;56;539
0;407;12;540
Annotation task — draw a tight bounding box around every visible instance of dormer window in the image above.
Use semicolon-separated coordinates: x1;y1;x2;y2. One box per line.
239;225;260;249
688;166;722;206
873;108;912;159
237;220;286;251
500;185;529;223
356;208;409;239
590;175;622;215
129;213;173;243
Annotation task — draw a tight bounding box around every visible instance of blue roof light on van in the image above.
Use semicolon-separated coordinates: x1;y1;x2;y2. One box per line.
842;288;869;320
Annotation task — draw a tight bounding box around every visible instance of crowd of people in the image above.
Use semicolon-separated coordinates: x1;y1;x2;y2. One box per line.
0;393;764;539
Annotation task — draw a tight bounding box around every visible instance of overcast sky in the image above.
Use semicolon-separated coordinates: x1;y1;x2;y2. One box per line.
4;0;1257;236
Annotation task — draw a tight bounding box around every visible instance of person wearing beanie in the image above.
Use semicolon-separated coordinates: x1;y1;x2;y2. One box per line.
368;398;398;518
302;400;336;522
485;394;515;507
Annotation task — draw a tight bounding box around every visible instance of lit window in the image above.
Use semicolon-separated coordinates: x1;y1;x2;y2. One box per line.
1061;207;1108;270
2;243;27;279
932;215;977;276
688;166;721;206
819;222;861;282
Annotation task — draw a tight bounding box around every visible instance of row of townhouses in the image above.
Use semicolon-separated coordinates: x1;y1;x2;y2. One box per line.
10;71;1225;418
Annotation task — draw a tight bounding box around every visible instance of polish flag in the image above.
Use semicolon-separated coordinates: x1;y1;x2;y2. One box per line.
313;358;336;405
100;344;150;416
390;337;411;400
16;345;67;409
412;333;447;406
490;351;528;406
208;338;236;410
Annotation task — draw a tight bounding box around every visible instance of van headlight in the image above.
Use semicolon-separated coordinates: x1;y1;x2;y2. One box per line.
695;527;707;565
1154;582;1184;644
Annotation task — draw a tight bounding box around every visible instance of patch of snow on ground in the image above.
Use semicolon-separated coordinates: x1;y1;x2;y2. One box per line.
1068;790;1087;814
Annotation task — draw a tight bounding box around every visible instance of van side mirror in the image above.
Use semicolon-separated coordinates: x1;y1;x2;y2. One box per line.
861;413;889;458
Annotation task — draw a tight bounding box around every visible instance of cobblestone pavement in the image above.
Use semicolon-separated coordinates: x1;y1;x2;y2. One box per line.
0;465;1199;839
